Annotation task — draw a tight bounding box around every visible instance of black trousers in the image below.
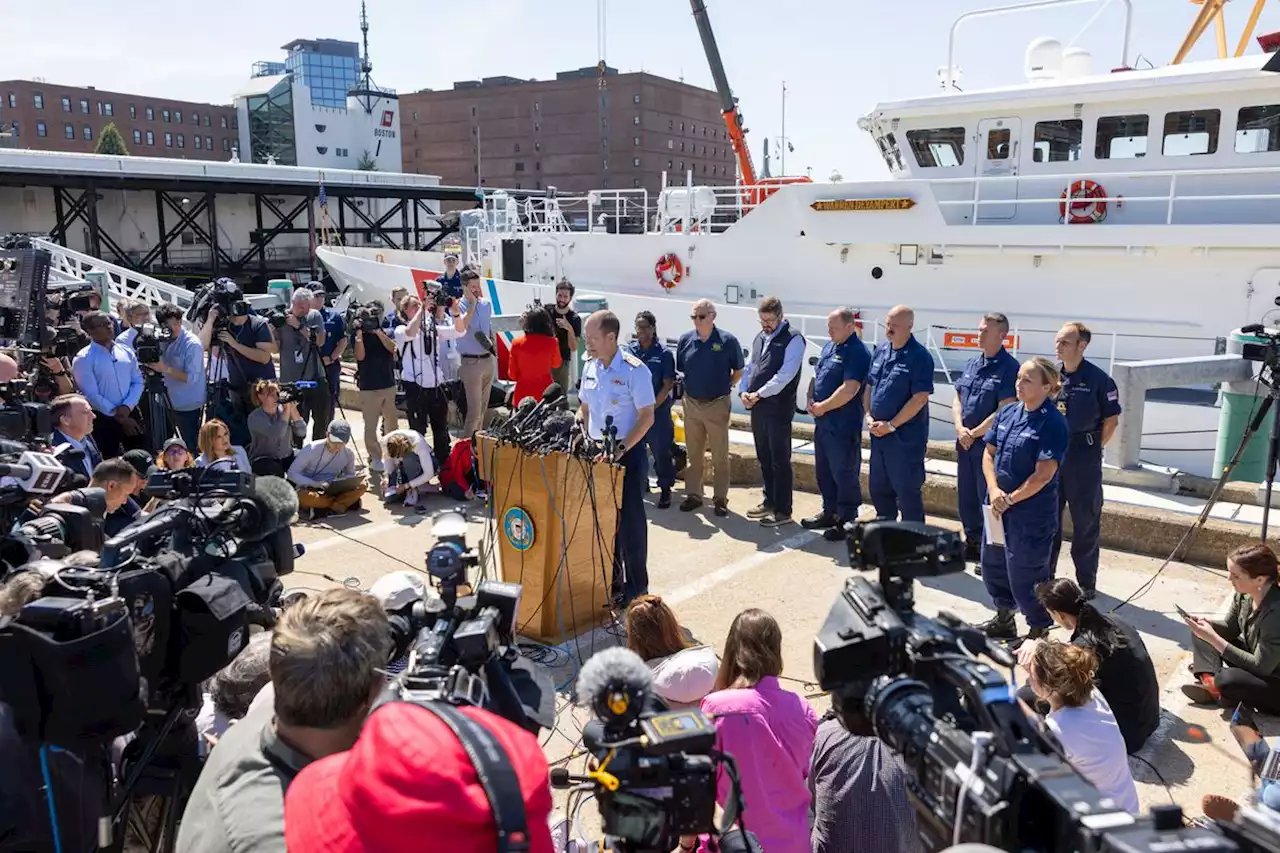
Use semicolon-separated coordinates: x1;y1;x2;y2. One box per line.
750;408;794;516
404;382;451;466
296;379;333;444
91;409;146;459
1192;634;1280;715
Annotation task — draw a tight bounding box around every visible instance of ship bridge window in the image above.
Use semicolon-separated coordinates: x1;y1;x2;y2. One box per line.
1095;114;1149;159
1237;105;1280;153
906;127;965;168
1163;109;1220;156
1033;119;1082;162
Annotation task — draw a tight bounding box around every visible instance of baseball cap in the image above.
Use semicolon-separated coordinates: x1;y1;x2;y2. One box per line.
284;702;554;853
161;437;188;454
444;252;459;262
121;449;154;479
368;571;427;612
327;420;352;444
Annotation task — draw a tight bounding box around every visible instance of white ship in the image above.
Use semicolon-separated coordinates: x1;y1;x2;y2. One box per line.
318;0;1280;476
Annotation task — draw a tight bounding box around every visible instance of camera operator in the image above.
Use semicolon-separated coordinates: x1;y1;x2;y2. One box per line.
309;285;347;411
141;302;207;450
116;301;154;349
50;392;102;482
282;701;554;853
196;299;277;423
70;311;145;457
436;251;464;299
278;289;331;442
176;588;391;853
353;302;399;473
30;352;74;398
247;379;305;477
396;292;474;454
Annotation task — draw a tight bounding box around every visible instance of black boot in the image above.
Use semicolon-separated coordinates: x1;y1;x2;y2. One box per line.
963;540;981;562
658;487;672;509
978;609;1018;640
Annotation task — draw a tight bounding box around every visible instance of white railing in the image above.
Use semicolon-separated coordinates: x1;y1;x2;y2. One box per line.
33;239;196;312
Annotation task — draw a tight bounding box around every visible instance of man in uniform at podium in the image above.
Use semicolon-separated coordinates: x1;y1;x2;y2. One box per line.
577;310;656;607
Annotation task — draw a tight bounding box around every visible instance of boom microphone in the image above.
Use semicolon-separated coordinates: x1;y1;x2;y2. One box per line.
576;647;653;732
473;330;498;357
203;476;300;557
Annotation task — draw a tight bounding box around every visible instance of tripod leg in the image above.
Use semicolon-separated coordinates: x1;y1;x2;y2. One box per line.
1264;394;1280;542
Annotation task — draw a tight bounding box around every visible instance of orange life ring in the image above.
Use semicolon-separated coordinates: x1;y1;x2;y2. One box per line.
1059;179;1108;224
654;253;683;289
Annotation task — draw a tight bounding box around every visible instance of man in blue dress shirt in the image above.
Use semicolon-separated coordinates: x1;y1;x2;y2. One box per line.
71;311;144;457
863;305;934;523
578;311;656;605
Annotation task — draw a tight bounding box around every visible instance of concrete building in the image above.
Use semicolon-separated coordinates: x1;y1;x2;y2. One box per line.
400;67;735;195
0;80;238;160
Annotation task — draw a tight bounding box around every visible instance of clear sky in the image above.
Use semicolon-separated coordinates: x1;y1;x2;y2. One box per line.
4;0;1278;182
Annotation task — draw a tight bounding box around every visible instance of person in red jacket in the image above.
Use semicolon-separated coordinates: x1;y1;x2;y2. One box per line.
508;308;562;406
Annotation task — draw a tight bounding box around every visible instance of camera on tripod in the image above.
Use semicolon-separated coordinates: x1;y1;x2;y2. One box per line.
1240;322;1280;367
186;277;251;333
133;321;174;365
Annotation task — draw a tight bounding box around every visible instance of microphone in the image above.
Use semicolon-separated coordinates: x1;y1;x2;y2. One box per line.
499;397;540;441
203;476;300;557
575;647;653;733
516;383;564;432
473;330;497;357
0;451;71;495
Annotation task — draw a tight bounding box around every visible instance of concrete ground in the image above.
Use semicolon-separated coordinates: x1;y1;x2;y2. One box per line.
285;407;1248;838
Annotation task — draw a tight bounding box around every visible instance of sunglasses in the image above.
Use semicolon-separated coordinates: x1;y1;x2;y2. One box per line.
690;313;710;320
165;446;186;456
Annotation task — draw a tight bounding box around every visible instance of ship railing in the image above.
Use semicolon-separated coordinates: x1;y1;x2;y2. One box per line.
31;238;196;313
920;162;1280;225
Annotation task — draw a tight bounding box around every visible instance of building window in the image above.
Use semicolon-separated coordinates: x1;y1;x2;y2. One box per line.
104;102;113;116
220;115;228;128
146;130;154;146
633;156;641;167
667;139;673;149
692;124;697;134
1032;119;1083;162
703;127;708;137
191;111;199;125
602;117;608;128
533;102;540;112
681;141;686;151
633;115;640;126
1163;109;1220;156
713;147;717;156
195;135;203;149
680;122;685;132
82;125;92;141
60;97;71;112
222;137;230;152
1236;105;1280;152
146;106;154;121
667;159;673;169
515;162;525;172
164;132;173;147
534;123;540;133
204;115;211;127
206;135;213;150
633;93;641;104
33;93;43;109
514;143;520;153
905;126;966;168
36;121;46;137
633;178;641;188
63;123;74;139
1095;114;1148;159
534;141;541;151
701;145;706;154
680;160;685;170
176;133;184;148
174;110;182;124
79;99;88;114
668;120;673;130
162;109;170;122
6;94;15;109
536;161;541;171
634;136;641;145
133;129;142;144
129;105;136;119
412;110;418;121
471;105;477;117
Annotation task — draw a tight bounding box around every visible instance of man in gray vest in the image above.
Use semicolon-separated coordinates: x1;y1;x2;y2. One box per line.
739;295;805;527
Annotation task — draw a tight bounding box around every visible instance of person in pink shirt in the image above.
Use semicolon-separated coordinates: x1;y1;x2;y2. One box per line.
697;609;819;853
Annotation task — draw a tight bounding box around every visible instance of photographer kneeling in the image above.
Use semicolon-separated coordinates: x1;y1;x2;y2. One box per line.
176;588;391;853
381;428;437;507
248;380;306;477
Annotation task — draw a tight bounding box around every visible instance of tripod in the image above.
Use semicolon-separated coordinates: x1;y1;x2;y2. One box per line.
99;704;197;853
141;368;177;455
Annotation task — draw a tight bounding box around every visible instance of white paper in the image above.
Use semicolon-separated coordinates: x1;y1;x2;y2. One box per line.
983;503;1006;547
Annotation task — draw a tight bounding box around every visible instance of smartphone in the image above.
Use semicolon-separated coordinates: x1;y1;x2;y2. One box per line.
1175;604;1191;619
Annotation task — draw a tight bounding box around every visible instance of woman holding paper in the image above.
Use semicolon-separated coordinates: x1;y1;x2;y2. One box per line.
976;356;1070;644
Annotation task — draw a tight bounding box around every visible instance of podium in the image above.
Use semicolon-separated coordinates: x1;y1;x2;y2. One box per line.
476;434;623;643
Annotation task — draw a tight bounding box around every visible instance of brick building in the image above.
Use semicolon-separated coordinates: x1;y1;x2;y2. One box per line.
400;67;736;195
0;80;239;160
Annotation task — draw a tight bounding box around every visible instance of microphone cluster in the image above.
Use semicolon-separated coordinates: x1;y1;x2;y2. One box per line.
492;383;603;460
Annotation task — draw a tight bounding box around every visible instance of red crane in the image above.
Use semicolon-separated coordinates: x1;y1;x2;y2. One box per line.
689;0;811;204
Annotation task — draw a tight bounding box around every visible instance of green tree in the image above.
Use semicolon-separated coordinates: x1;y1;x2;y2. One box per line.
356;149;378;171
94;122;129;156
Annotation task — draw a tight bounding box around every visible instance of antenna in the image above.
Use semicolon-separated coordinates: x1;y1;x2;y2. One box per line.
360;0;373;83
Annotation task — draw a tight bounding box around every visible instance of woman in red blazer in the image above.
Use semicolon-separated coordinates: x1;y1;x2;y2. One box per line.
508;308;562;405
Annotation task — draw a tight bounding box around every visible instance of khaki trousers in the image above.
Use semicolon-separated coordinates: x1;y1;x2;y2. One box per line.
359;387;400;464
297;480;368;513
682;395;732;502
459;355;496;437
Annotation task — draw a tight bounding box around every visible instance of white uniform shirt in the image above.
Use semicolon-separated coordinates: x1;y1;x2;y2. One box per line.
578;347;655;440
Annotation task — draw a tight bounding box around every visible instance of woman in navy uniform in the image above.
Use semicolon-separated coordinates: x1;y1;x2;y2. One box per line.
628;311;677;508
1051;322;1121;599
951;312;1019;569
979;356;1070;641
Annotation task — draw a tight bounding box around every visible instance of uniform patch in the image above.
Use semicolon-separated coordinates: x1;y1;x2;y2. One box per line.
1057;401;1067;416
621;350;643;368
1106;390;1118;401
711;343;722;351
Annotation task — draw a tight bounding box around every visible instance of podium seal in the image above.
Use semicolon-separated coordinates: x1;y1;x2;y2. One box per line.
502;506;536;552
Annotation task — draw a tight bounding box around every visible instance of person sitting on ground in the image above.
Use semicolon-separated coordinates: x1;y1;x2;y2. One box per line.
381;428;438;508
175;589;391;853
699;609;818;853
1026;639;1140;813
50;457;137;535
196;418;252;473
1200;710;1280;822
247;380;306;477
196;632;272;756
287;420;367;519
101;448;152;537
438;434;478;501
1182;542;1280;715
508;307;562;407
1016;578;1160;754
156;436;194;471
625;594;718;709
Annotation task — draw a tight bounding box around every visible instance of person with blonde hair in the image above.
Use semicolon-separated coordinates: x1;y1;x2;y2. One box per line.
195;418;251;472
624;595;718;709
381;428;438;507
978;357;1069;643
700;609;818;853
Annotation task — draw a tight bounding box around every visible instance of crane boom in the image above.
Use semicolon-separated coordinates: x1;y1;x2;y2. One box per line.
689;0;759;187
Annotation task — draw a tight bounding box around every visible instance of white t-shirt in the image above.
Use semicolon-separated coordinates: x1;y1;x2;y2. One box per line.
648;644;719;710
1046;690;1140;814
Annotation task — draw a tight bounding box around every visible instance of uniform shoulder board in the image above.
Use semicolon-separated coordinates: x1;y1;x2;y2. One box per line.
621;350;644;368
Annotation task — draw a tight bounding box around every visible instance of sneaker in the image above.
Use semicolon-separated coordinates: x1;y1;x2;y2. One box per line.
1202;794;1241;823
369;459;384;473
1081;587;1098;601
977;610;1018;640
713;498;729;517
760;512;792;528
679;496;703;512
823;524;847;542
1181;681;1220;706
746;502;774;520
658;488;672;509
404;489;419;507
801;512;838;530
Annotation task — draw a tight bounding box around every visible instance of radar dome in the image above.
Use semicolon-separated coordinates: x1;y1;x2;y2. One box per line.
1062;47;1093;77
1025;37;1064;82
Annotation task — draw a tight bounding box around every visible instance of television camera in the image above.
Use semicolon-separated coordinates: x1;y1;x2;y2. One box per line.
380;510;553;736
346;300;385;333
276;380;317;405
132;320;175;366
185;277;250;334
814;520;1279;853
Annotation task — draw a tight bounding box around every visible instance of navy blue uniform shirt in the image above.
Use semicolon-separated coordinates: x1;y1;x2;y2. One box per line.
867;336;935;440
676;327;744;401
813;334;871;430
319;307;346;359
1057;359;1122;436
986;400;1070;515
627;339;676;407
956;348;1019;429
436;270;463;300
